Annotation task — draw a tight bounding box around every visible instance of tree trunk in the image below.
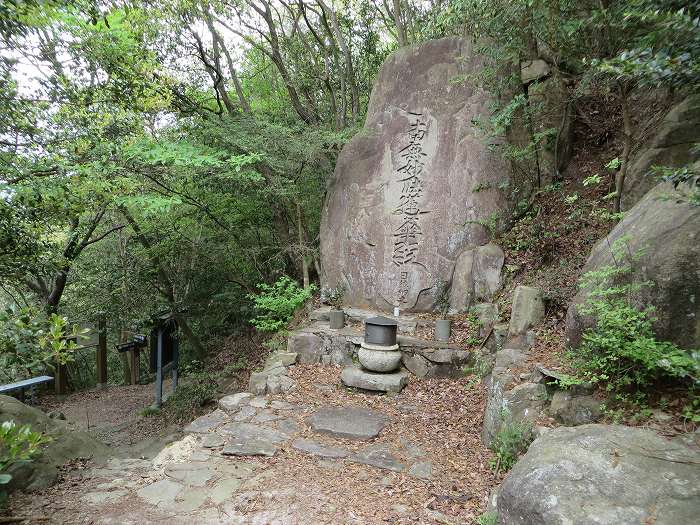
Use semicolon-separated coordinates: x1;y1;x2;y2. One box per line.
119;206;207;360
614;81;633;213
391;0;408;46
296;201;310;288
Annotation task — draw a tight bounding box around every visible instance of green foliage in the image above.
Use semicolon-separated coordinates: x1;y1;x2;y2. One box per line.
0;420;51;487
164;372;218;422
0;307;82;382
247;277;315;332
653;161;700;206
221;357;249;377
571;238;699;396
489;414;533;474
139;406;161;418
477;511;499;525
463;352;492;381
322;284;346;310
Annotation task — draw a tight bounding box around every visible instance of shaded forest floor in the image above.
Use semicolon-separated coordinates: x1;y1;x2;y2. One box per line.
11;365;499;525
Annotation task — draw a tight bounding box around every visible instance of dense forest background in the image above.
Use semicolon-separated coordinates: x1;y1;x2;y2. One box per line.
1;0;698;386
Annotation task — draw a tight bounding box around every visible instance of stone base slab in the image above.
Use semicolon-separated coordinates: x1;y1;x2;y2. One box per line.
341;367;409;393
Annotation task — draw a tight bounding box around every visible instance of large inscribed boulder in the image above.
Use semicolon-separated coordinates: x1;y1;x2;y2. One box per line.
320;37;512;312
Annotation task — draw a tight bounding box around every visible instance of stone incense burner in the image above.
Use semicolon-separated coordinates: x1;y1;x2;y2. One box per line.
358;317;401;372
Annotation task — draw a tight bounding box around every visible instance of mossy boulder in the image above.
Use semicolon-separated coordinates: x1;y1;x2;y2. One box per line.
0;395;111;491
566;181;700;351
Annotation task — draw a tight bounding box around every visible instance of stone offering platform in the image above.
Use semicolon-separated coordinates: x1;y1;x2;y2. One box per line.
289;307;476;383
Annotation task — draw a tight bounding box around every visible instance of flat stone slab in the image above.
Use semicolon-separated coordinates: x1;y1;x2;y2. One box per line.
164;462;214;487
270;400;297;410
308;407;389;440
351;443;405;472
233;405;257;422
252;409;281;423
249;397;268;408
209;477;244;504
201;433;225;449
219;392;253;412
136;478;183;507
218;422;290;444
184;409;229;433
222;439;278;457
276;418;301;435
341;367;409;393
408;461;433;479
82;490;128;504
292;439;350;458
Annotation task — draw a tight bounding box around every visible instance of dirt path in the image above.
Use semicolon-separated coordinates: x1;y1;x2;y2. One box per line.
15;366;498;524
37;379;179;451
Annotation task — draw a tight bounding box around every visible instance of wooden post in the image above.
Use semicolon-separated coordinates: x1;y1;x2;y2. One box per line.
129;349;140;385
55;362;67;396
120;329;131;385
153;328;163;408
172;333;179;392
96;316;108;387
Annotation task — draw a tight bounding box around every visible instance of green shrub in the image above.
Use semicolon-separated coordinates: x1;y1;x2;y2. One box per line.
165;372;218;422
139;406;161;417
572;238;699;396
0;307;83;383
477;511;499;525
0;421;51;488
247;276;315;332
489;415;533;474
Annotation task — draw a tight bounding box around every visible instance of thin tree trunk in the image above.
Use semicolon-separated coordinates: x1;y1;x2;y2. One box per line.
119;206;207;360
614;81;633;213
296;201;310;288
318;0;359;119
391;0;408;46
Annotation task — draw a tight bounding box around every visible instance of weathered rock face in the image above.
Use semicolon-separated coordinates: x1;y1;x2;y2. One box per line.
0;395;110;491
548;391;602;426
450;243;505;312
622;95;700;210
507;285;545;348
497;424;700;525
567;181;700;350
320;37;512;312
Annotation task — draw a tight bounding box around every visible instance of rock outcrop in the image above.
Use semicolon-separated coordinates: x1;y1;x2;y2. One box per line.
0;395;110;491
496;424;700;525
320;37;513;312
621;94;700;210
507;285;545;348
567;181;700;350
449;243;505;312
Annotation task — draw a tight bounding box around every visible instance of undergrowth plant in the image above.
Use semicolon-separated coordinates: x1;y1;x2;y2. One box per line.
490;411;533;474
0;307;83;383
570;237;699;409
247;276;315;332
0;421;50;502
477;511;499;525
164;372;218;422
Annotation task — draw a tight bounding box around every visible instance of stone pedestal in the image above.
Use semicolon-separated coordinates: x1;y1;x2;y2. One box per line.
341;367;409;393
358;342;401;372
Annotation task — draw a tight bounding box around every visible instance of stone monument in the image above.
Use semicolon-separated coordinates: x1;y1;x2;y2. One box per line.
320;37;513;312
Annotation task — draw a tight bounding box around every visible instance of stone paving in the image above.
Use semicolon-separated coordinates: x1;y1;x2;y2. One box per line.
71;388;441;524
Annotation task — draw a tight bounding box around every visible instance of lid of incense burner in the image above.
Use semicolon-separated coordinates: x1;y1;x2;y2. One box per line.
364;316;398;346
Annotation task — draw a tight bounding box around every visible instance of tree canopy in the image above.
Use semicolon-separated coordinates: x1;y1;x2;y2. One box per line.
0;0;697;375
